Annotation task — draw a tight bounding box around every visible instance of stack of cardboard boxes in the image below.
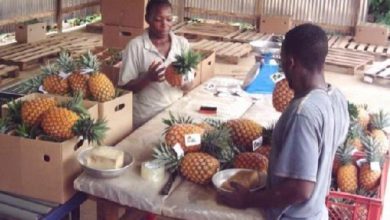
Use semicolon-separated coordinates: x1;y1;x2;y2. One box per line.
101;0;148;49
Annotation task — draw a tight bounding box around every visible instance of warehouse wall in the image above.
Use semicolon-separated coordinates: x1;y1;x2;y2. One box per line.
0;0;99;33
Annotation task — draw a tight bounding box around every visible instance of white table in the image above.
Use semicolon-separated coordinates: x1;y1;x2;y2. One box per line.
74;77;275;219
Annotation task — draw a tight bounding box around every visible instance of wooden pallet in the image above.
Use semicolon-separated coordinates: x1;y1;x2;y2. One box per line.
0;32;102;70
328;35;390;57
175;22;241;41
325;48;375;75
0;64;20;86
191;39;252;64
226;30;273;43
363;59;390;85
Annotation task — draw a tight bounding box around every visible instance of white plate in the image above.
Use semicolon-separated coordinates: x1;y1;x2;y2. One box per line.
212;168;267;192
77;147;134;178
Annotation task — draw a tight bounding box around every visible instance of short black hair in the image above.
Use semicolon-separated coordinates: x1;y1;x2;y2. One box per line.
282;23;328;72
145;0;172;21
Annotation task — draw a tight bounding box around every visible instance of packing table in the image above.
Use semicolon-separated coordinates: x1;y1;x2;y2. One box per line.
74;77;279;219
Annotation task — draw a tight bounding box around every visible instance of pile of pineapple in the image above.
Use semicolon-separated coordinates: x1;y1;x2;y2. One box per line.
0;93;107;144
40;50;116;102
153;113;272;186
332;103;389;196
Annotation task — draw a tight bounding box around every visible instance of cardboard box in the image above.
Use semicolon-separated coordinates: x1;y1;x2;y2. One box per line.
355;23;389;46
101;0;148;29
200;51;216;83
103;25;145;49
101;61;122;86
0;93;98;203
15;22;46;43
98;91;133;146
260;15;292;35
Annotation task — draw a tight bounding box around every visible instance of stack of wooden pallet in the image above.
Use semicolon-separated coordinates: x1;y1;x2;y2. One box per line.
191;39;252;64
0;64;19;86
363;59;390;85
0;32;101;70
325;48;375;75
328;35;390;57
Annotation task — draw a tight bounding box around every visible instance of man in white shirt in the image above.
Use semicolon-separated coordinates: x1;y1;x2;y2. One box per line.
119;0;190;128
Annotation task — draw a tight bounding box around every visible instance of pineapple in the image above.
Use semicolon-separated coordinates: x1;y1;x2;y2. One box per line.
234;152;268;173
254;123;274;159
332;145;343;176
41;63;70;95
153;142;181;173
41;94;107;143
180;152;220;185
163;112;205;153
272;78;294;112
81;51;115;102
357;105;370;129
359;136;383;190
368;110;390;155
255;146;271;159
165;124;205;153
346;125;364;152
337;144;358;193
226;119;263;152
41;107;79;139
21;97;56;126
57;50;90;97
165;50;202;87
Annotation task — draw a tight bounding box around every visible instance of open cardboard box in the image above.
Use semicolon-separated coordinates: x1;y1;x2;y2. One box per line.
15;22;46;43
0;93;98;203
98;90;133;146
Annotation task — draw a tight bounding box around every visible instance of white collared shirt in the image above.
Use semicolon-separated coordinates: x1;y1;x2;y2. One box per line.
119;30;190;128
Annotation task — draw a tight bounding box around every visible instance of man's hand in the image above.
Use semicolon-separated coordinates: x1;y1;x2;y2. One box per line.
147;60;166;82
217;182;251;209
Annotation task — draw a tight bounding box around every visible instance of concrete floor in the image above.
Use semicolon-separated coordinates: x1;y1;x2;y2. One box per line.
79;53;390;220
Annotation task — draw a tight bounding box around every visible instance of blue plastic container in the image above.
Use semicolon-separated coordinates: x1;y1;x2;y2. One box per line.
245;53;279;94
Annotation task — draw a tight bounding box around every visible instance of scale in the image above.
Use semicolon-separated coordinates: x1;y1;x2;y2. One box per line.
243;35;284;94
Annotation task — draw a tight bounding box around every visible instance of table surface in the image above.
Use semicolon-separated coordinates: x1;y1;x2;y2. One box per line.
74;77;279;220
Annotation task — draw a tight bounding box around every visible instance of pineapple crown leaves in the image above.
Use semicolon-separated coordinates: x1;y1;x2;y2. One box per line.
361;135;384;164
356;188;377;198
369;109;390;131
15;123;31;138
203;118;224;129
41;62;59;76
346;123;365;140
172;50;202;75
60;91;89;116
348;101;359;122
152;142;181;173
57;49;77;73
79;50;101;73
201;125;238;167
20;75;44;94
162;111;194;132
6;100;22;124
72;115;108;145
0;118;10;134
338;143;356;165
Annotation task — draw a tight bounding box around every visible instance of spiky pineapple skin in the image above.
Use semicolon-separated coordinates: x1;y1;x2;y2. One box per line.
165;124;205;153
272;78;294;112
337;164;358;193
165;65;182;87
68;72;89;97
43;75;69;95
180;152;220;185
21;98;56;126
254;145;271;159
359;163;381;190
226;119;263;152
234;152;268;173
41;107;79;139
88;73;115;102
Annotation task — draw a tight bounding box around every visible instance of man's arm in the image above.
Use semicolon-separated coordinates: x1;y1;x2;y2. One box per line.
218;177;315;209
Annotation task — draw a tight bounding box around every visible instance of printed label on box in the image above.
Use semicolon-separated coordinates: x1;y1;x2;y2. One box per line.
184;133;201;147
